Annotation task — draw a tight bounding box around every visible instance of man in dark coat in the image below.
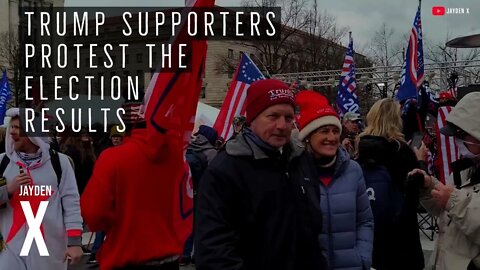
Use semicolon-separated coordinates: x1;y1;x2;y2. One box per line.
194;79;326;270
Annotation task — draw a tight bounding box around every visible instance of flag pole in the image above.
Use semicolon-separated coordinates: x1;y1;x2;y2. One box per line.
250;53;271;79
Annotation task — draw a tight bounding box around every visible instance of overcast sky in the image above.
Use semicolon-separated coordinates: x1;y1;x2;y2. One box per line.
64;0;479;55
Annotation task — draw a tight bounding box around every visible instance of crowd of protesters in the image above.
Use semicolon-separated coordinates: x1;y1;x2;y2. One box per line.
0;78;479;270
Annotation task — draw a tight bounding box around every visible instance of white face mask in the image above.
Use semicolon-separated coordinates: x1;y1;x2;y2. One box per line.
455;138;480;159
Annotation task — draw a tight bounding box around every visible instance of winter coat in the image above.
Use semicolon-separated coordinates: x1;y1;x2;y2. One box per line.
315;147;374;270
357;135;425;270
194;132;326;270
81;129;192;270
188;134;217;163
62;146;95;195
421;167;480;270
0;110;83;270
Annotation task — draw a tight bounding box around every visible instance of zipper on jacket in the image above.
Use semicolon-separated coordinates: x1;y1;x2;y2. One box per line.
320;182;334;269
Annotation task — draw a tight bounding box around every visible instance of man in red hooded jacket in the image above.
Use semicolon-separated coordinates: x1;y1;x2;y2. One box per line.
81;101;192;270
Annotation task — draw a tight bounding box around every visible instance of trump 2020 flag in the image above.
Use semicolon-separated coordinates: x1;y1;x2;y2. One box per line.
396;1;424;101
0;70;11;125
213;53;265;140
336;32;360;116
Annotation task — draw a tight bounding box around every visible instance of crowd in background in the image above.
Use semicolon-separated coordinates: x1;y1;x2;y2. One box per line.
0;78;479;270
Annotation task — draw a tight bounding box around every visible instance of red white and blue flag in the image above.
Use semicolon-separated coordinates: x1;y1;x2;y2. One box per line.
436;106;460;184
213;53;265;140
336;33;360;116
396;1;424;101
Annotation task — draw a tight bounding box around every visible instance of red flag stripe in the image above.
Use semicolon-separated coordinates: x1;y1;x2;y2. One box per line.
219;82;248;139
436;106;459;184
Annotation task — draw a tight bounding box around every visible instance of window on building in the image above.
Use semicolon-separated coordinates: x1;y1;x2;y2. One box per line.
228;49;234;59
200;87;206;99
136;53;143;63
239;51;244;59
228;70;233;79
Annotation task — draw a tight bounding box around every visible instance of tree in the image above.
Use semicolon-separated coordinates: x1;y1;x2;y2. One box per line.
425;33;480;90
302;3;350;72
0;32;22;106
238;0;311;74
366;23;404;98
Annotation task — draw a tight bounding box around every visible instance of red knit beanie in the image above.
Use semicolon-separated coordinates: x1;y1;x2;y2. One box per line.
245;79;295;124
295;90;342;141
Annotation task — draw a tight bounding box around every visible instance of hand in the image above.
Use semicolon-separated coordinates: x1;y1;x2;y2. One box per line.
414;142;429;162
6;173;31;195
342;138;352;148
431;182;455;210
408;169;433;189
64;246;83;265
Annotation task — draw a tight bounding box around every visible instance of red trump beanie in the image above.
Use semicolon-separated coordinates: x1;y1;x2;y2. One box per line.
295;90;342;141
245;79;295;124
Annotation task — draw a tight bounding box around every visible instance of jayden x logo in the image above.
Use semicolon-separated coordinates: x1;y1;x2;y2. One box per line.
9;181;53;256
19;201;49;256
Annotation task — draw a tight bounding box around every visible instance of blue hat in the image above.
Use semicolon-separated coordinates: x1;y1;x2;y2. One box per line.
197;125;218;145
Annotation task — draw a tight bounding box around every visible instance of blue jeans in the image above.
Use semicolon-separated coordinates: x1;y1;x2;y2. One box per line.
92;231;105;254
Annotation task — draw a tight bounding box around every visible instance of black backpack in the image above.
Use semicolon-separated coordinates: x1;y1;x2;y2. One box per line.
0;148;63;186
185;148;209;193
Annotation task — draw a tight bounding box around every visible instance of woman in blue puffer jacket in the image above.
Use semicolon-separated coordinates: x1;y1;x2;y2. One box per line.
295;91;374;270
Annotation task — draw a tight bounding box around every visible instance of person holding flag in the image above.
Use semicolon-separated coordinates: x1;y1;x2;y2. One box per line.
336;32;360;117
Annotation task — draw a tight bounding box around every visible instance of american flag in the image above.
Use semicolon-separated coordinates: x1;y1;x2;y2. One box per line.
447;87;457;98
435;106;460;184
396;1;424;101
213;53;265;140
336;33;360;116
